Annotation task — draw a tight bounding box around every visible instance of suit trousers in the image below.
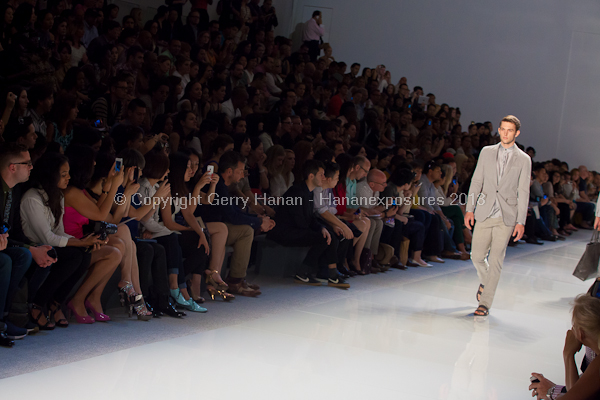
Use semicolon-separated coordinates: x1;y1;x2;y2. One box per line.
304;40;320;62
269;226;337;275
364;218;383;255
471;217;514;309
225;223;254;279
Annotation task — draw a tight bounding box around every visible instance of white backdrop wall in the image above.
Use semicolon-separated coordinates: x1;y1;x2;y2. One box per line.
286;0;600;170
110;0;600;170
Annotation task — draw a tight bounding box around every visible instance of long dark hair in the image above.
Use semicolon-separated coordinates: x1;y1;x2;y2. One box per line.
29;152;69;228
51;93;77;132
168;152;191;198
65;144;96;190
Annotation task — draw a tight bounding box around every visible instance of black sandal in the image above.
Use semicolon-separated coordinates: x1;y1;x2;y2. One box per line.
476;284;485;302
49;301;69;328
474;305;489;316
30;304;56;330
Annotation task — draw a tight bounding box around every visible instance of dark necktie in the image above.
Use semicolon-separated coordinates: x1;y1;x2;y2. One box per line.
4;189;12;226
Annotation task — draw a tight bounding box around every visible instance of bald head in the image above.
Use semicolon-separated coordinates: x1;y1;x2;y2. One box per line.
367;168;387;192
579;165;589;179
367;169;386;182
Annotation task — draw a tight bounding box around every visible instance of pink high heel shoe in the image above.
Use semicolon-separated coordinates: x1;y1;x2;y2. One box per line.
84;300;111;322
66;301;95;324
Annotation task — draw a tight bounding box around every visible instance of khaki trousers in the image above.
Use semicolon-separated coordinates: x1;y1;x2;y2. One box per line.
225;223;254;279
365;218;383;255
470;217;514;309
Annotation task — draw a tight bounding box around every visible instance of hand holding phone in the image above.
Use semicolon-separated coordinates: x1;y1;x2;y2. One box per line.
206;165;214;176
115;158;123;172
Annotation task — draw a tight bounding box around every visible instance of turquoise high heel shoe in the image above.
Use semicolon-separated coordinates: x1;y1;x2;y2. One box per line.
186;300;207;313
170;289;191;308
170;289;207;313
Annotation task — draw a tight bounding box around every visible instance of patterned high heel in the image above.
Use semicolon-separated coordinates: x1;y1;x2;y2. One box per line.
207;285;235;301
119;281;152;321
205;270;228;291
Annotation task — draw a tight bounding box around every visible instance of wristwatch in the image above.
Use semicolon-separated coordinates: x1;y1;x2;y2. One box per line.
547;385;557;399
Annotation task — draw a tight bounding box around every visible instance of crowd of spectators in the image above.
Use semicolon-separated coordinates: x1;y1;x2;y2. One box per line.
0;1;598;362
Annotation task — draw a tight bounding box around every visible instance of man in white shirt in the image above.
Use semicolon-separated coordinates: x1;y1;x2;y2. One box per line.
356;169;387;270
303;10;325;62
221;87;248;121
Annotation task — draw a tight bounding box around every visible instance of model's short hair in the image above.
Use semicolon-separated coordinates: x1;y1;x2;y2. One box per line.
500;115;521;131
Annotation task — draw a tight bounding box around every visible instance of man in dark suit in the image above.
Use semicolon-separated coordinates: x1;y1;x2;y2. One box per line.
268;160;349;288
0;143;55;346
182;9;201;45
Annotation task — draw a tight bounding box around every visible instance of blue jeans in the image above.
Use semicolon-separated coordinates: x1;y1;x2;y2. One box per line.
0;247;32;320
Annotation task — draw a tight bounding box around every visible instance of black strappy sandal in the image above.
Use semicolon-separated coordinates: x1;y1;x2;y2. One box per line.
49;301;69;328
30;304;56;330
474;305;489;316
476;284;485;302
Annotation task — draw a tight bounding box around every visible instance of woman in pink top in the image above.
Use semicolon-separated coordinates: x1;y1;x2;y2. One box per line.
63;145;152;321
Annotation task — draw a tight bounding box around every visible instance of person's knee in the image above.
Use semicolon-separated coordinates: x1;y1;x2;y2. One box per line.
104;246;123;266
0;253;12;273
153;243;165;259
110;237;125;252
238;225;254;240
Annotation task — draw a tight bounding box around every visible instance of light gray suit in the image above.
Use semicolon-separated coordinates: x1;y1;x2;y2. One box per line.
466;142;531;309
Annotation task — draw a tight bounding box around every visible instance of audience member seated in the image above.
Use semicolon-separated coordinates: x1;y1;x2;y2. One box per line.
268;159;349;288
21;152;98;329
199;151;270;296
167;151;233;302
529;293;600;400
63;144;152;321
116;149;184;317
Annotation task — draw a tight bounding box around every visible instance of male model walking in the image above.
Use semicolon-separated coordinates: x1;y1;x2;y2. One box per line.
465;115;531;316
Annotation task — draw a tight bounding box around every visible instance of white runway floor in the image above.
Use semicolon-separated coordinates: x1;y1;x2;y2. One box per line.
0;232;593;400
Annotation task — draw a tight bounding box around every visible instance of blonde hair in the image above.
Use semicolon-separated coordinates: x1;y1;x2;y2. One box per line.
572;294;600;349
441;164;453;195
265;144;286;178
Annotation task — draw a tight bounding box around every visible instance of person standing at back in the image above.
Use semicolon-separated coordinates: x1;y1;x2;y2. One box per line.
303;10;324;63
464;115;531;317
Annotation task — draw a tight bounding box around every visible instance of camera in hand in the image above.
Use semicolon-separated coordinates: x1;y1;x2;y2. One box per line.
94;221;118;240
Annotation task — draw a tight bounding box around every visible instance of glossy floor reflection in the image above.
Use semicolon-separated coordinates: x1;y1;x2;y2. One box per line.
0;233;593;400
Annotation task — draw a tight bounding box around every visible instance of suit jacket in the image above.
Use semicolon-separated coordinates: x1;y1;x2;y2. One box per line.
0;182;31;247
268;182;324;237
182;24;199;45
466;142;531;227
